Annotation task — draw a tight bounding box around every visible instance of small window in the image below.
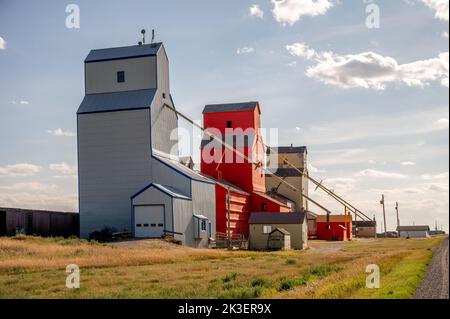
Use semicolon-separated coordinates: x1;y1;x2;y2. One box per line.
261;203;267;211
201;220;207;232
158;223;164;227
226;120;232;128
263;225;272;234
117;71;125;83
144;224;149;227
162;93;166;99
136;224;142;227
151;224;156;227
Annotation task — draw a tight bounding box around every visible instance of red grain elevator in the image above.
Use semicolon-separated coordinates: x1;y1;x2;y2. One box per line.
200;102;289;237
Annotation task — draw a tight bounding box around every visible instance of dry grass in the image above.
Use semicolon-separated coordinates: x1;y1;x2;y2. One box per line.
0;235;445;299
0;236;255;273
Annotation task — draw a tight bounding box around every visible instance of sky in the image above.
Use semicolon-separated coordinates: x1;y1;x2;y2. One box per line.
0;0;448;232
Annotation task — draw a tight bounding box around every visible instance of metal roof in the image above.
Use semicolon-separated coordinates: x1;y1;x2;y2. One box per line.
152;184;191;200
202;101;259;114
397;225;430;231
267;146;307;154
85;43;163;63
77;89;156;114
154;155;215;184
248;212;306;224
267;168;305;177
353;220;377;227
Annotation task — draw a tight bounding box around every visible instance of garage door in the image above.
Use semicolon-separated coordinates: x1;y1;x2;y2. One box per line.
134;205;165;238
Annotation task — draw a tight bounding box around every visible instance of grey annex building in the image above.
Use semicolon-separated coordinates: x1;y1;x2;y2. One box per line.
77;41;215;247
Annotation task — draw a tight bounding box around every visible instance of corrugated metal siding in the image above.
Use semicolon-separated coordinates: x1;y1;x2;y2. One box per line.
151;46;178;156
132;186;173;234
151;158;191;197
1;209;78;237
191;180;216;242
78;109;153;238
85;56;157;94
172;198;194;245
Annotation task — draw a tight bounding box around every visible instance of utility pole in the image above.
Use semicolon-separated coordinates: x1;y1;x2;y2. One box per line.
226;187;231;250
380;194;387;238
395;202;400;237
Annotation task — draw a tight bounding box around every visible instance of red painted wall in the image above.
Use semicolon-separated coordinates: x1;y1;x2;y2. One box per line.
201;107;265;193
316;221;352;241
215;184;250;237
250;193;290;213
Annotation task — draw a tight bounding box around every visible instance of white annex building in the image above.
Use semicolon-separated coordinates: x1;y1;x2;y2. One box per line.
77;41;215;247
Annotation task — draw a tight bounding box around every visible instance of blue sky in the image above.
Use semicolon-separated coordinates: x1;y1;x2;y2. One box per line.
0;0;448;231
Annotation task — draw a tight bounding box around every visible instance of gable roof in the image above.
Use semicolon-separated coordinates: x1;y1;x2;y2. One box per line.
77;89;157;114
249;212;306;224
397;225;430;231
270;228;290;236
85;43;163;63
131;183;191;200
203;102;259;114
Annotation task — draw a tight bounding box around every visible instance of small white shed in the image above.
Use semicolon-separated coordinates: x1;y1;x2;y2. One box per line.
397;225;430;238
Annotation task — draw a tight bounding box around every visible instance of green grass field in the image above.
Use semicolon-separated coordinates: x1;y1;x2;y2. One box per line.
0;235;445;299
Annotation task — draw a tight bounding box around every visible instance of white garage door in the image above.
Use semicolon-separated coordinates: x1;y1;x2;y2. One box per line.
134;205;165;238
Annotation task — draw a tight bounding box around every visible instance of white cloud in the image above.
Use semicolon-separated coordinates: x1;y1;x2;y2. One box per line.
0;192;77;212
272;0;334;26
289;107;449;146
287;42;449;89
0;182;57;191
429;183;449;192
47;128;76;137
236;47;255;54
420;0;449;21
421;172;449;180
49;162;77;175
19;100;29;105
249;4;264;18
0;163;41;177
307;163;326;173
436;117;449;127
286;42;316;60
401;161;416;166
357;169;408;179
442;31;449;38
0;36;5;50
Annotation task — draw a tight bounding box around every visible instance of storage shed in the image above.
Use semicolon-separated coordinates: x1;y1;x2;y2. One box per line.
0;207;78;237
353;220;377;238
316;214;352;241
248;212;307;250
267;228;291;251
397;225;430;238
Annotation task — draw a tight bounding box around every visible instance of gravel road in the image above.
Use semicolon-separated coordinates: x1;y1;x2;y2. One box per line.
413;237;449;299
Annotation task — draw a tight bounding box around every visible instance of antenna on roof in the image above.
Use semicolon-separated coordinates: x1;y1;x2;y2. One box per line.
141;29;146;44
151;29;155;44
